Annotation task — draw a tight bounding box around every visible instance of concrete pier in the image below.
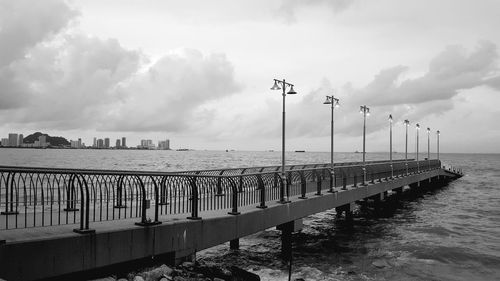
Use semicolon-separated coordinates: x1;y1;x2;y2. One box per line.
0;164;462;281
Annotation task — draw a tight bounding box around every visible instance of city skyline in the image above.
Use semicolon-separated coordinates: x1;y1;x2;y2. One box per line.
0;132;171;150
1;1;499;153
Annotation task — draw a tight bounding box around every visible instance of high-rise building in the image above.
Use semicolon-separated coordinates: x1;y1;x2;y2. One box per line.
38;135;47;148
97;139;104;148
104;138;110;148
18;134;24;146
78;138;82;148
1;138;8;147
121;137;126;148
158;139;170;150
93;137;97;148
8;133;18;147
115;139;121;148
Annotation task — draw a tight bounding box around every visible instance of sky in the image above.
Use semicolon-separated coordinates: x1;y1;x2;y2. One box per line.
1;0;499;153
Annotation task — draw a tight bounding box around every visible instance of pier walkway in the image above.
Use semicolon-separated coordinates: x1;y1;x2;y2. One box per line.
0;160;463;280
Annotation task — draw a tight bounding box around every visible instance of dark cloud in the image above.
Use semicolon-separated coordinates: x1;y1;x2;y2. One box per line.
0;1;241;133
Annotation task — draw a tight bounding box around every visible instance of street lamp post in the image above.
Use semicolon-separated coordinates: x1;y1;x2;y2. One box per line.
427;127;431;171
437;130;440;161
271;78;297;203
360;105;370;185
416;123;420;173
404;120;410;175
389;114;393;178
324;95;340;192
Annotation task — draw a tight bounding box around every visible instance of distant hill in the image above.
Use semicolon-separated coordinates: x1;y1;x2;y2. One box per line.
23;132;70;147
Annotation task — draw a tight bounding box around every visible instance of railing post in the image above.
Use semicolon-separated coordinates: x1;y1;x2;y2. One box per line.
278;173;290;204
158;176;168;205
114;175;126;209
73;174;95;234
315;170;322;196
327;168;335;193
228;178;240;215
298;171;307;199
256;174;267;209
64;174;79;212
1;172;19;215
135;176;161;226
216;171;225;196
353;174;357;187
187;176;201;220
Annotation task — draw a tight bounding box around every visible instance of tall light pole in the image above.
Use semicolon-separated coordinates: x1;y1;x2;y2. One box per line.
360;105;370;185
389;114;393;178
404;119;410;175
324;95;339;191
427;127;431;171
271;78;297;203
416;123;420;173
437;130;440;161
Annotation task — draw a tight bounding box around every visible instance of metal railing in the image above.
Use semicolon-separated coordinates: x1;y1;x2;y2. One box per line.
0;159;441;233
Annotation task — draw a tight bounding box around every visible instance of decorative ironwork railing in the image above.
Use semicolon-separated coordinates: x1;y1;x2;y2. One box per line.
0;159;442;233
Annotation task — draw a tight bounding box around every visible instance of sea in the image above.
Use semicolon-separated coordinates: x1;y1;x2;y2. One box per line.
0;149;499;281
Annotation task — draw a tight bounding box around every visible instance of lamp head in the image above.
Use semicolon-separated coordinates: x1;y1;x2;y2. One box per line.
427;127;430;133
389;114;393;122
287;85;297;95
437;130;440;135
334;99;340;107
416;123;420;130
270;80;281;90
323;96;332;104
404;119;410;126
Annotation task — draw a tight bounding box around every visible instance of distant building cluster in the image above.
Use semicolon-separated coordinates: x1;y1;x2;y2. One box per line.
137;139;170;150
91;137;127;149
1;133;172;150
0;133;48;148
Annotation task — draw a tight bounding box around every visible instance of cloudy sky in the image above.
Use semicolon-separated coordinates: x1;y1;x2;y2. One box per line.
1;0;499;153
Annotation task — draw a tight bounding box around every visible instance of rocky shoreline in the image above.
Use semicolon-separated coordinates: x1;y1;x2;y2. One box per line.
90;260;261;281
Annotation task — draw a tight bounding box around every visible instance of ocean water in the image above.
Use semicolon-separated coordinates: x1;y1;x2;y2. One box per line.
1;149;499;281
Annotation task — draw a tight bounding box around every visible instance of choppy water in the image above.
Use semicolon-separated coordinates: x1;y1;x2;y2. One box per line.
1;149;499;281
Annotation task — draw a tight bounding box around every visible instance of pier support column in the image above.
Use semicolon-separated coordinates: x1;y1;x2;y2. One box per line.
392;186;404;196
277;219;303;260
335;202;355;220
230;239;239;250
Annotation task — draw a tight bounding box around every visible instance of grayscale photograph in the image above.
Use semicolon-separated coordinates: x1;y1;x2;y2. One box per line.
0;0;499;280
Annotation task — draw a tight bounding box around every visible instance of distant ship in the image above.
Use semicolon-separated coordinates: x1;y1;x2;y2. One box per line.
176;148;190;151
355;150;360;153
295;150;305;153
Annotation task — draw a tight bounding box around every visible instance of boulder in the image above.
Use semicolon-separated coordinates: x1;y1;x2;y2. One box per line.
230;266;260;281
372;259;391;268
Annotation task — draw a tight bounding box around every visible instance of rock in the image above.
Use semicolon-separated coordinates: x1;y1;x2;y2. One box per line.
213;278;225;281
159;278;170;281
372;259;390;268
181;262;195;268
141;264;174;280
88;277;116;281
293;278;305;281
230;266;260;281
117;279;128;281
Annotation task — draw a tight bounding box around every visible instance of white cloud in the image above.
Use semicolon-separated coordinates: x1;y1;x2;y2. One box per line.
102;49;241;132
